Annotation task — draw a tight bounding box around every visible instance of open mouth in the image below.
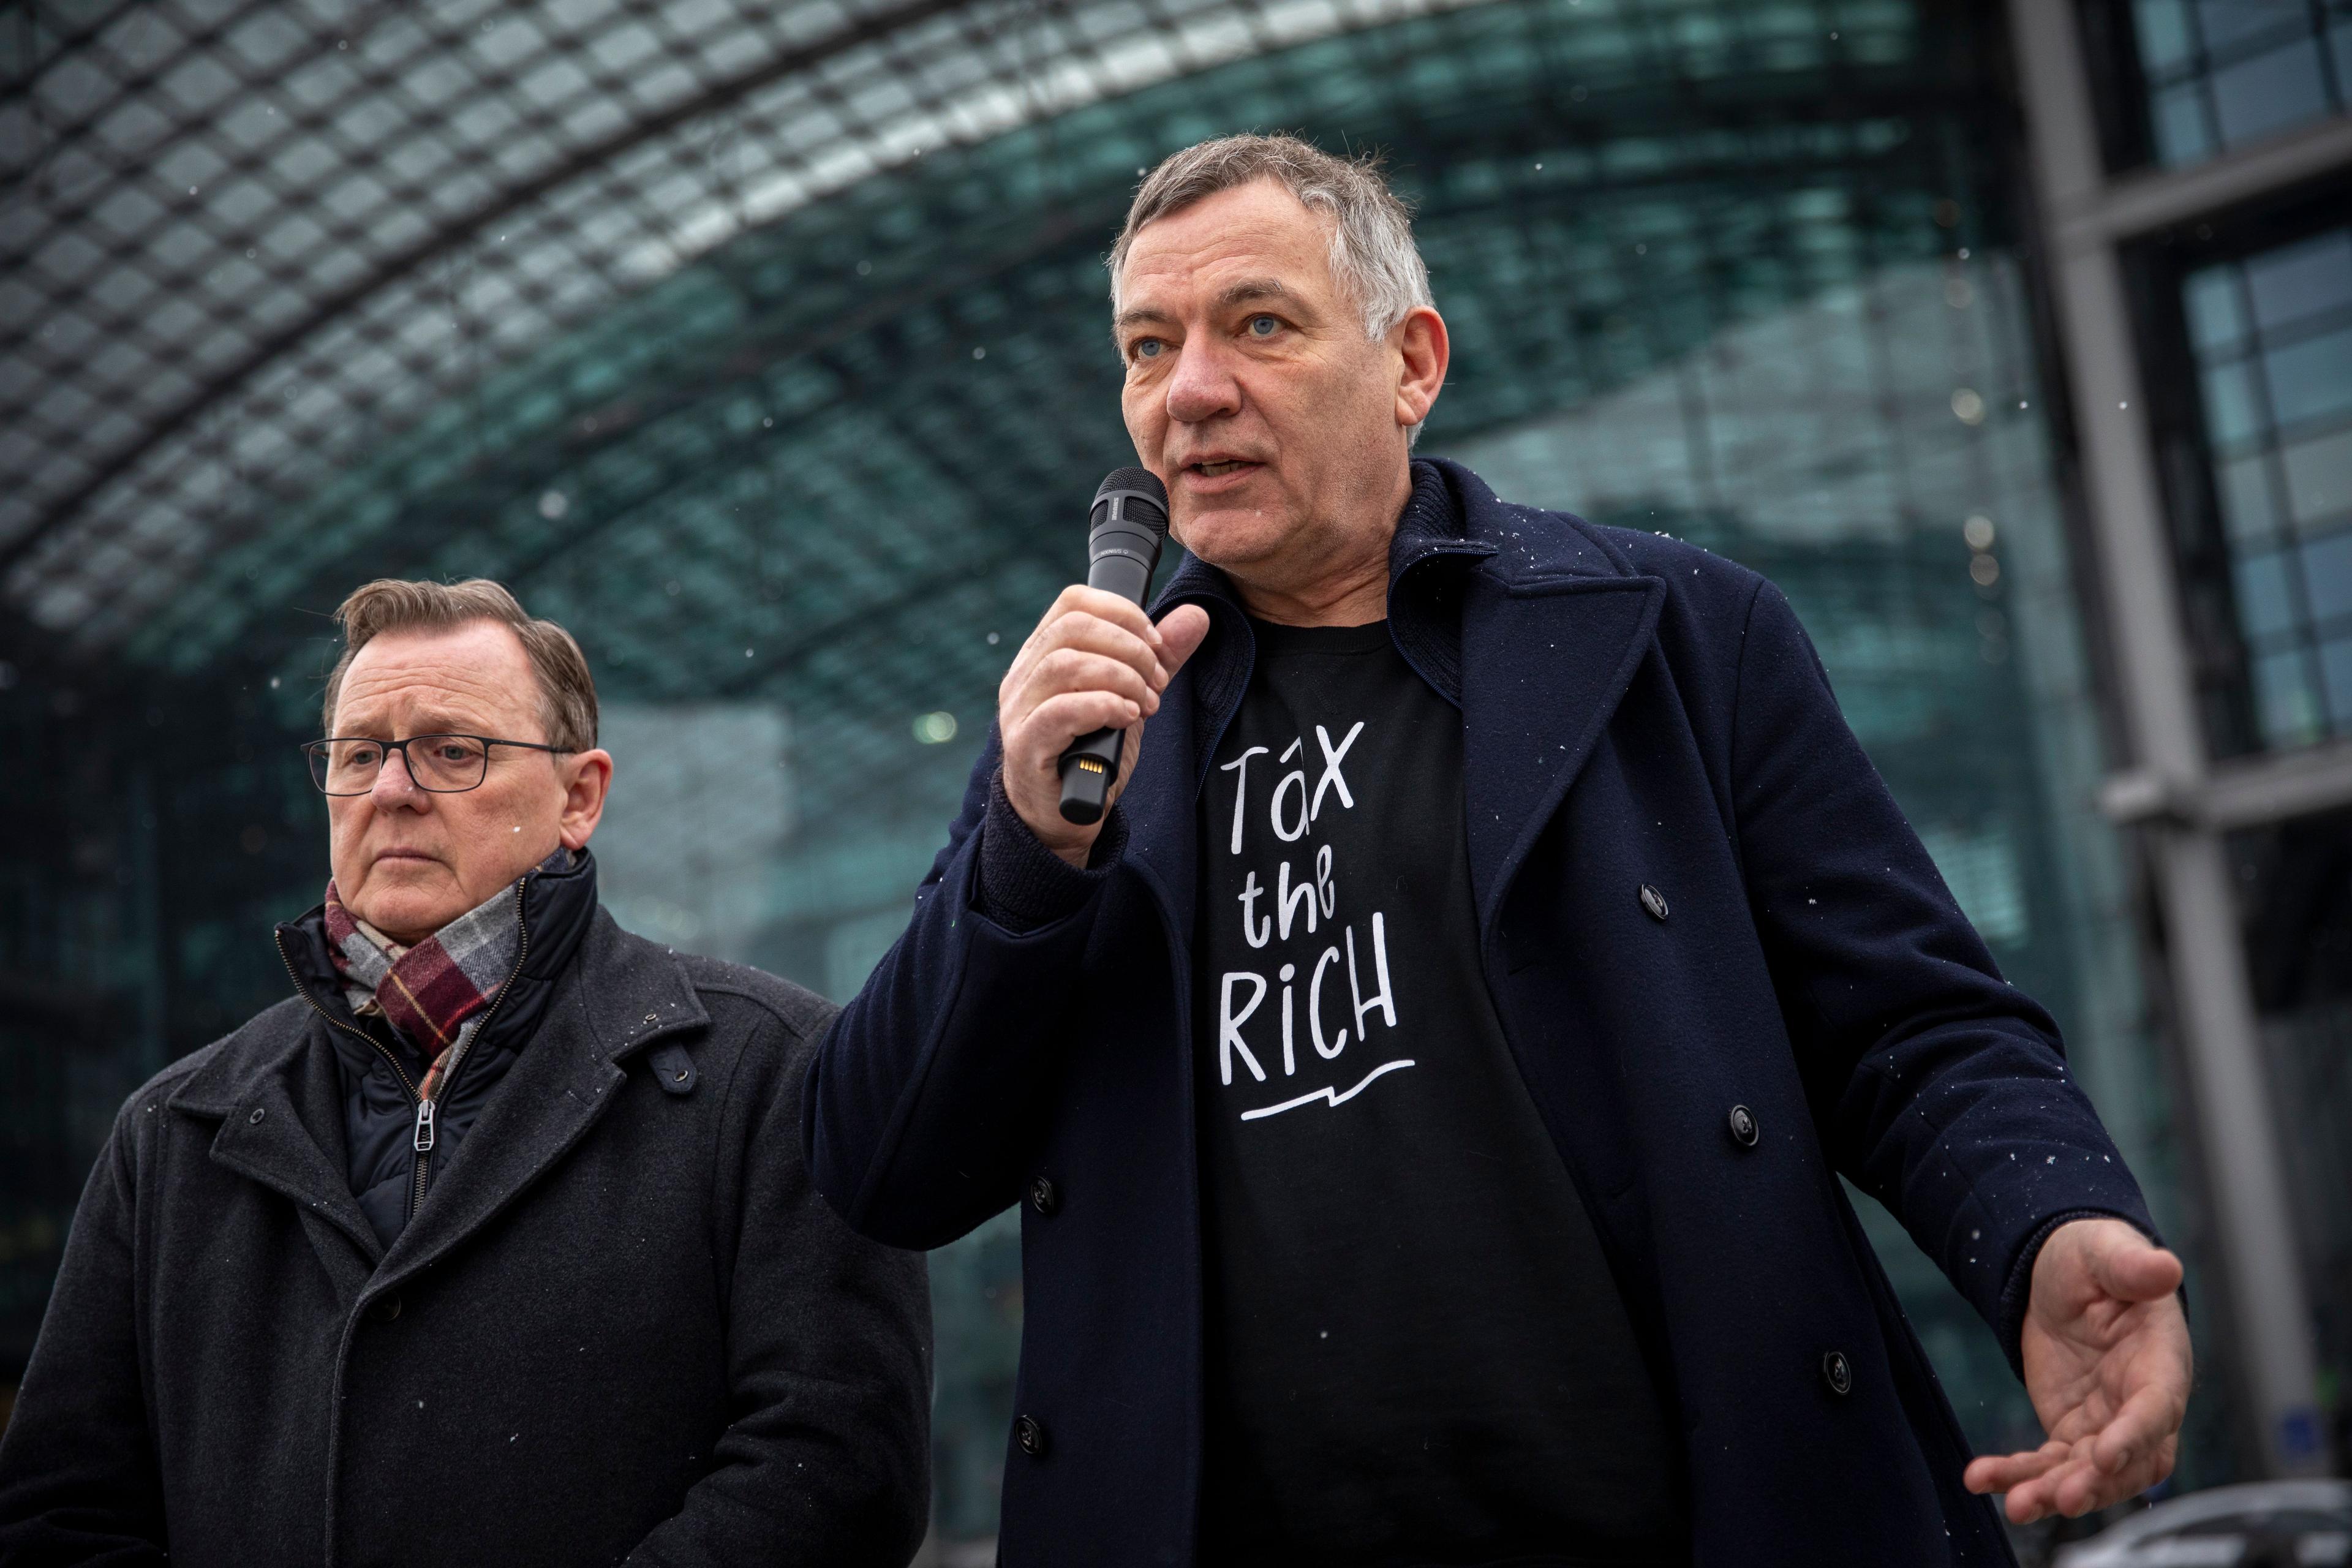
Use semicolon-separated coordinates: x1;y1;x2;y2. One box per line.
1188;459;1256;478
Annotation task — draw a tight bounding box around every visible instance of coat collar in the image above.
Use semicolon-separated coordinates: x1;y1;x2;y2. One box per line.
170;899;707;1288
364;911;707;1289
277;846;605;1067
1128;457;1664;943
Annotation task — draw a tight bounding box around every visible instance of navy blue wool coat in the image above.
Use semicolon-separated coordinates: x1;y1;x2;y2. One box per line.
808;458;2154;1566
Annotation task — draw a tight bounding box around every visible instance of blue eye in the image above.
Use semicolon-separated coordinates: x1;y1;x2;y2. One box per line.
1134;339;1163;360
1248;315;1278;336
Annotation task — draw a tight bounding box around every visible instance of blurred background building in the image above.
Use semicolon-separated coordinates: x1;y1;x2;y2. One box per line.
1;0;2346;1555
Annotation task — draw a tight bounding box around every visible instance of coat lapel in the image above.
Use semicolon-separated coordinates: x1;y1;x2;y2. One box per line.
369;912;708;1289
1130;466;1667;948
1115;688;1201;941
175;1017;382;1285
1119;559;1255;943
1449;474;1666;941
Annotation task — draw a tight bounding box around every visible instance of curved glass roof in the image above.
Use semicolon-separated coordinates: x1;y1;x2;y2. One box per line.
4;0;1505;641
0;0;1970;876
2;0;1981;957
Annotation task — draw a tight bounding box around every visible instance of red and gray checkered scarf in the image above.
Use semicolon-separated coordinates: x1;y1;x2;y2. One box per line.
322;859;546;1098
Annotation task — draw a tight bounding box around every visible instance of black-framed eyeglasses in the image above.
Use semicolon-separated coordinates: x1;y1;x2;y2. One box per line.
302;734;572;796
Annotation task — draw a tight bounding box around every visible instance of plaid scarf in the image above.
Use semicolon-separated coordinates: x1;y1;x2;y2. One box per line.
321;853;557;1098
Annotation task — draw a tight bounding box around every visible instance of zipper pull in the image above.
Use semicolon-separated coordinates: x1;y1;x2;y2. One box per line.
413;1098;437;1153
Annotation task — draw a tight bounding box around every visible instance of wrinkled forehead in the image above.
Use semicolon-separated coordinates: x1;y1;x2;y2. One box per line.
332;621;543;738
1114;178;1343;317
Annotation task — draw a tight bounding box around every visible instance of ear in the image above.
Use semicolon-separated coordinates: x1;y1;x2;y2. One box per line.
557;748;613;851
1392;305;1449;432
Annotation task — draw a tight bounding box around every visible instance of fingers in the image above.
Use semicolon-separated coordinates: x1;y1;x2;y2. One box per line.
1977;1381;2178;1521
1030;586;1166;664
1964;1442;2067;1497
1003;594;1170;725
993;586;1178;867
1009;691;1143;762
2040;1218;2182;1309
2092;1236;2185;1304
2098;1382;2182;1476
1988;1435;2177;1523
1156;604;1212;677
1015;647;1163;725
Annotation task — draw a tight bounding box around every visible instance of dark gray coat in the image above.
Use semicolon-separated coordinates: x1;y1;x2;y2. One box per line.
0;908;930;1567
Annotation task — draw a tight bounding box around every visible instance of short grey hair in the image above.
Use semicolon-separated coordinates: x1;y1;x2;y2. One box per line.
1107;134;1433;342
324;578;598;751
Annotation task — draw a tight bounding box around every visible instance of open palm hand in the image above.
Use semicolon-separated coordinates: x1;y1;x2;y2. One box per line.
1963;1218;2193;1524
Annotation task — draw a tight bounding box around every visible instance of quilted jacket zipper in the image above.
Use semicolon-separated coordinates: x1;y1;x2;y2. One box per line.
404;877;533;1218
275;872;535;1223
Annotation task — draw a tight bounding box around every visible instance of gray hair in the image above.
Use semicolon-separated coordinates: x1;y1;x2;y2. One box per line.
1107;134;1433;342
325;577;598;750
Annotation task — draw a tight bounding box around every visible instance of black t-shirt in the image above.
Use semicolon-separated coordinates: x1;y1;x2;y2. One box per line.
1192;619;1687;1568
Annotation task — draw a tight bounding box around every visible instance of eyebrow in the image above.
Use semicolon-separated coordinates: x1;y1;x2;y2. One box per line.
1112;277;1309;336
333;710;481;737
1113;303;1177;335
1213;277;1303;311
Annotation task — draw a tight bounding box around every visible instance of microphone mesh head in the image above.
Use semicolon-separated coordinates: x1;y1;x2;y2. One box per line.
1095;466;1169;540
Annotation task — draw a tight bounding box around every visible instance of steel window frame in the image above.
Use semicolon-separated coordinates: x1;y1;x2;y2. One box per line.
2007;0;2351;1478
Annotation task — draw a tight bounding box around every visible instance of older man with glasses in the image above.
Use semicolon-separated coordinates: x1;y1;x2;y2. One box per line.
0;578;930;1567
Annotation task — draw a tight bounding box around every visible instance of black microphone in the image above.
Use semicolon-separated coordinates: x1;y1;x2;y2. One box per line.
1057;466;1171;825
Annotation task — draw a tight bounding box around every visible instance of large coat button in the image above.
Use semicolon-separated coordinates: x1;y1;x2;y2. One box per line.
1028;1176;1059;1216
1727;1104;1760;1147
1822;1350;1853;1396
1638;884;1670;922
366;1295;402;1323
1014;1414;1049;1458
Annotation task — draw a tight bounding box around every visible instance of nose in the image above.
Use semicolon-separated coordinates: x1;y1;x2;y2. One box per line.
369;745;427;809
1164;337;1242;426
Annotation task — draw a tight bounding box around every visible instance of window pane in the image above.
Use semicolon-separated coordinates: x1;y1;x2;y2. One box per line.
2185;266;2248;352
2202;356;2263;447
2209;43;2329;146
2127;0;2348;165
2303;530;2352;628
2173;223;2352;754
2255;649;2326;744
2283;428;2352;529
2244;231;2352;336
2263;327;2352;429
2236;546;2299;639
2220;451;2280;543
2193;0;2307;53
2136;0;2195;70
2324;636;2352;726
2151;81;2215;163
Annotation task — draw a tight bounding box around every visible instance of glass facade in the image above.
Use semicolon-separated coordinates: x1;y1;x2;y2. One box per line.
2130;0;2352;165
0;0;2236;1550
2188;224;2352;749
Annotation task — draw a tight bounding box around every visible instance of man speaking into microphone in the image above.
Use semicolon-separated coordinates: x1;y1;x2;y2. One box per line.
806;134;2190;1566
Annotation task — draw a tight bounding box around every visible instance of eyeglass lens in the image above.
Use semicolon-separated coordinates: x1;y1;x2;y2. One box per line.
308;735;491;794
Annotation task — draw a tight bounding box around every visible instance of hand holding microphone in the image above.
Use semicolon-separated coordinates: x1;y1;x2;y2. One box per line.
996;469;1211;869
